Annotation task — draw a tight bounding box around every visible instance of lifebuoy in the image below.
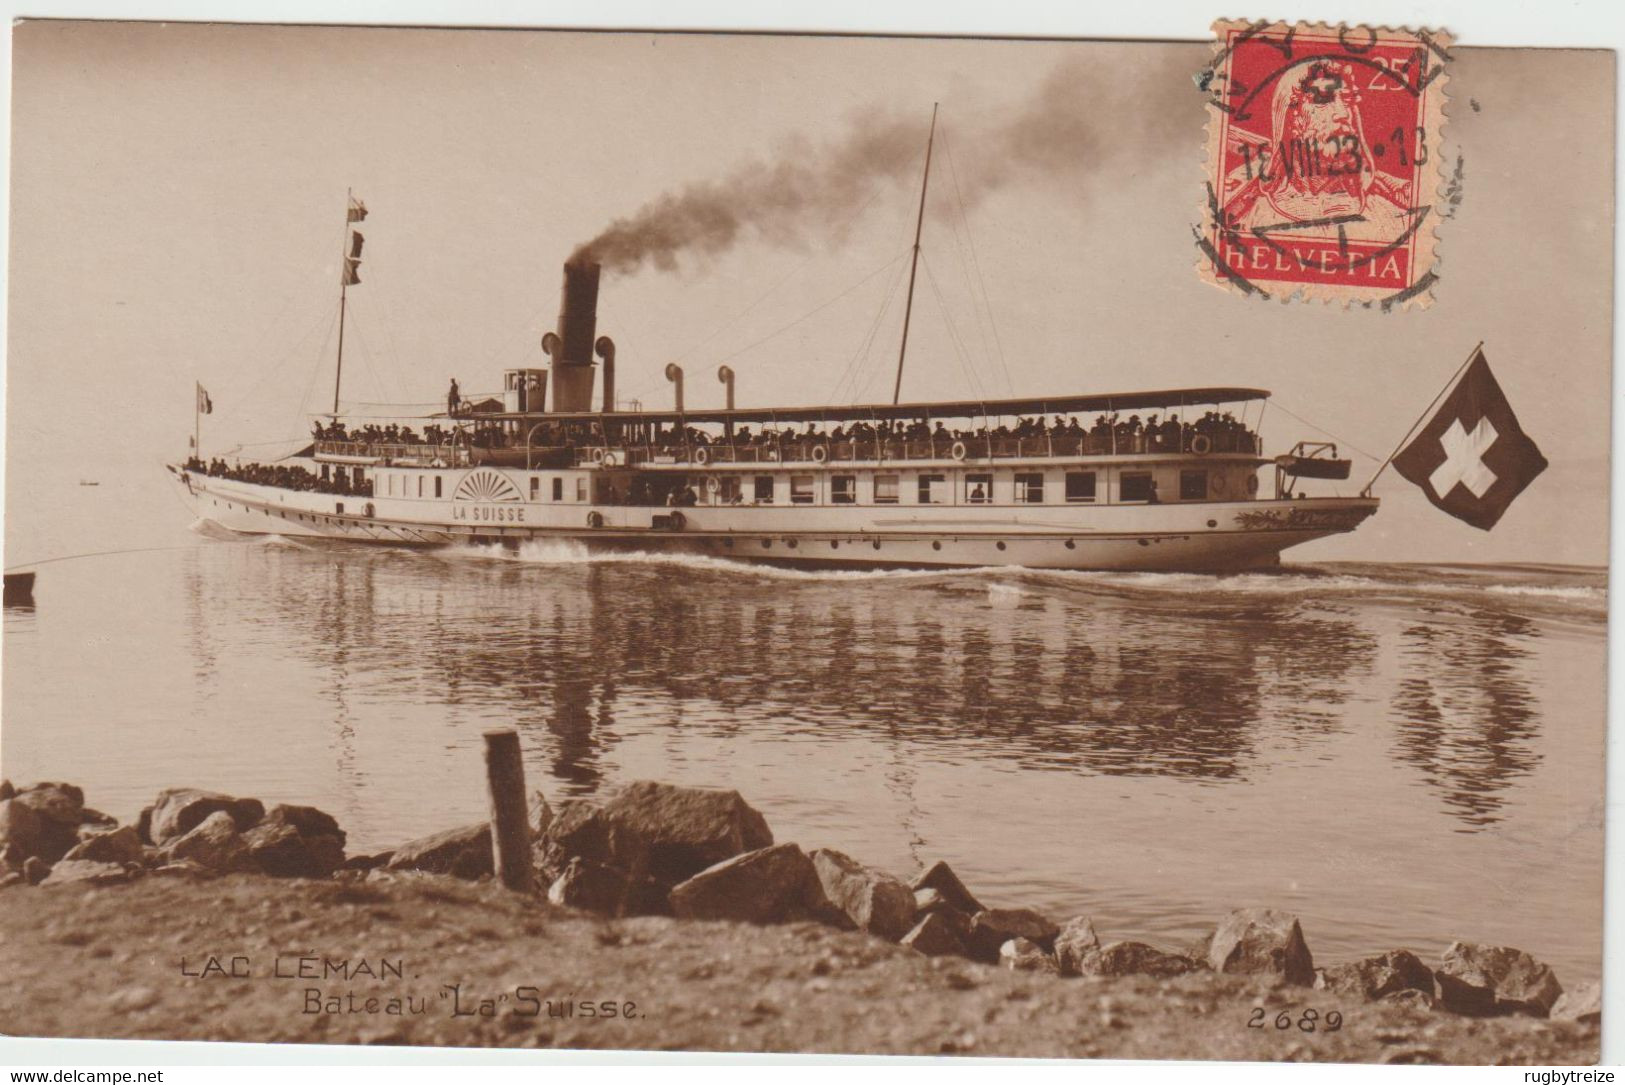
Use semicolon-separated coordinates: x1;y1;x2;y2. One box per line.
950;440;968;462
1246;474;1259;495
587;511;605;528
668;511;687;531
811;444;829;464
705;475;720;495
1211;475;1228;498
693;446;711;466
590;447;606;464
363;502;376;518
1191;434;1213;455
765;447;780;462
602;449;621;467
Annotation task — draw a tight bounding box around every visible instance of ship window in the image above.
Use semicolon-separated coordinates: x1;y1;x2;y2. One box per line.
417;476;423;497
530;477;540;499
1180;470;1209;501
434;476;443;499
790;476;815;504
917;473;947;505
719;476;742;504
553;477;563;501
321;465;331;482
964;473;992;504
754;476;774;504
874;474;900;505
1014;472;1045;504
1120;472;1154;502
831;475;856;504
576;478;588;502
1065;471;1097;503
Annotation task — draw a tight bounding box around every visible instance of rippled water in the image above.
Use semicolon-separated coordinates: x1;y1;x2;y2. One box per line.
2;533;1606;983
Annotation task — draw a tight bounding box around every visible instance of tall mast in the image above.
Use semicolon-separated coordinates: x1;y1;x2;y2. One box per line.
891;103;938;406
332;187;351;415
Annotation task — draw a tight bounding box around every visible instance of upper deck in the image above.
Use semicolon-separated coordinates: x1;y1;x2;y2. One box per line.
311;386;1270;471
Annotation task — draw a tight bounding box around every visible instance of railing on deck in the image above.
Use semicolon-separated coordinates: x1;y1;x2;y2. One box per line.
316;431;1262;470
566;431;1262;468
316;440;471;467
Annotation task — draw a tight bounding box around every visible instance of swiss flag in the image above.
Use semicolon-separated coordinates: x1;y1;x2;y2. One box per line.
1391;348;1548;531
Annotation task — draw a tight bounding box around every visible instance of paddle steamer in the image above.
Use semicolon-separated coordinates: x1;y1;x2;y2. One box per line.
171;167;1377;570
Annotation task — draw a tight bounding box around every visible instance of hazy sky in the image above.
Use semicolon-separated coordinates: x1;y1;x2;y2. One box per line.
5;22;1613;565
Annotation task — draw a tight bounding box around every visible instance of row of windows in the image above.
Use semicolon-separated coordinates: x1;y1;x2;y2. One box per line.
748;469;1209;505
371;468;1219;505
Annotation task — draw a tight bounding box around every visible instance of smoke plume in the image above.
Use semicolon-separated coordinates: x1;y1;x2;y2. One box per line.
570;50;1197;275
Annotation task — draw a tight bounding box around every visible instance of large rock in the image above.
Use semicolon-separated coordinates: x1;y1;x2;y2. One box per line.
1317;950;1434;1001
148;789;265;846
63;826;144;866
1436;942;1563;1017
901;911;970;958
536;800;609;881
9;784;87;863
547;857;630;914
669;843;815;924
806;848;915;940
909;860;984;916
42;859;137;886
157;811;255;873
1550;981;1601;1025
1054;916;1102;976
966;908;1060;963
1000;937;1060;974
241;805;346;878
0;798;46;865
595;781;773;886
1207;908;1315;986
386;822;492;880
1076;940;1200;979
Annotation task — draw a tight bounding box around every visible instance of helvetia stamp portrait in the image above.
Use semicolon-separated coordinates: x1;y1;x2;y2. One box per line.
1197;19;1453;308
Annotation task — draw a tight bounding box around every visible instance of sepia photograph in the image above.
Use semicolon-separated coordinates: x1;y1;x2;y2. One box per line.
0;6;1613;1070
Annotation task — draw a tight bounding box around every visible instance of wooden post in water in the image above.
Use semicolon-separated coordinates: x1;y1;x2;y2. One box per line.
483;729;535;893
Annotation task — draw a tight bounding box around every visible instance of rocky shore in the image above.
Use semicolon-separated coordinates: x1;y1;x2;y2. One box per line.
0;778;1602;1063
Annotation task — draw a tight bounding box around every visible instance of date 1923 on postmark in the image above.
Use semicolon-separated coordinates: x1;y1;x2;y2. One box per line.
1196;20;1453;309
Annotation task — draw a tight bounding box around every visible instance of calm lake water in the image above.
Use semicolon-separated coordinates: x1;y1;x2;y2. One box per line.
2;532;1607;983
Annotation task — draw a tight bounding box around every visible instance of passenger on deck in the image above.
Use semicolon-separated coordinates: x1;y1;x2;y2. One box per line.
447;379;461;417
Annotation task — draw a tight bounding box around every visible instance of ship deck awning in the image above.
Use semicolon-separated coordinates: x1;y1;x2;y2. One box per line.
469;388;1271;426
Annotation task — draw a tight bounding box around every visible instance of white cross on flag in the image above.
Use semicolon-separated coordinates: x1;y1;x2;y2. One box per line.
1391;348;1548;530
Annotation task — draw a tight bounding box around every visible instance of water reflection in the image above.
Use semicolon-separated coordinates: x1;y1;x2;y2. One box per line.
196;545;1414;797
182;545;1567;829
1390;607;1542;829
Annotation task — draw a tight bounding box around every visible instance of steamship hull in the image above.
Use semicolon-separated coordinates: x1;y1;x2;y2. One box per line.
172;469;1377;572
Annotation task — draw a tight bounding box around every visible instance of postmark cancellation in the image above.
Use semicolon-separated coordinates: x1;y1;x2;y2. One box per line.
1197;19;1453;308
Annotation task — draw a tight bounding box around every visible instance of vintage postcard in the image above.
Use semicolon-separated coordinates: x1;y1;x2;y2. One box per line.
0;15;1611;1069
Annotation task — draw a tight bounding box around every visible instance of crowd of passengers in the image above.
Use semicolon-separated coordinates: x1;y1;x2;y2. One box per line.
313;421;456;447
307;410;1255;459
186;456;374;497
649;410;1254;455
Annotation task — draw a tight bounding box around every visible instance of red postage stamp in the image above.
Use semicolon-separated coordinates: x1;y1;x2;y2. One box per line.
1197;19;1453;308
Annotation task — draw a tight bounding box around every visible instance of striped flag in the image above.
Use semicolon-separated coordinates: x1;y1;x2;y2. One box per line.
347;195;367;222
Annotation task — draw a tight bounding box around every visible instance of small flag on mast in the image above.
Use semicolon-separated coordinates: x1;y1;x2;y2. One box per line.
347;195;367;222
1391;348;1547;530
349;231;364;259
196;382;213;415
342;257;362;286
